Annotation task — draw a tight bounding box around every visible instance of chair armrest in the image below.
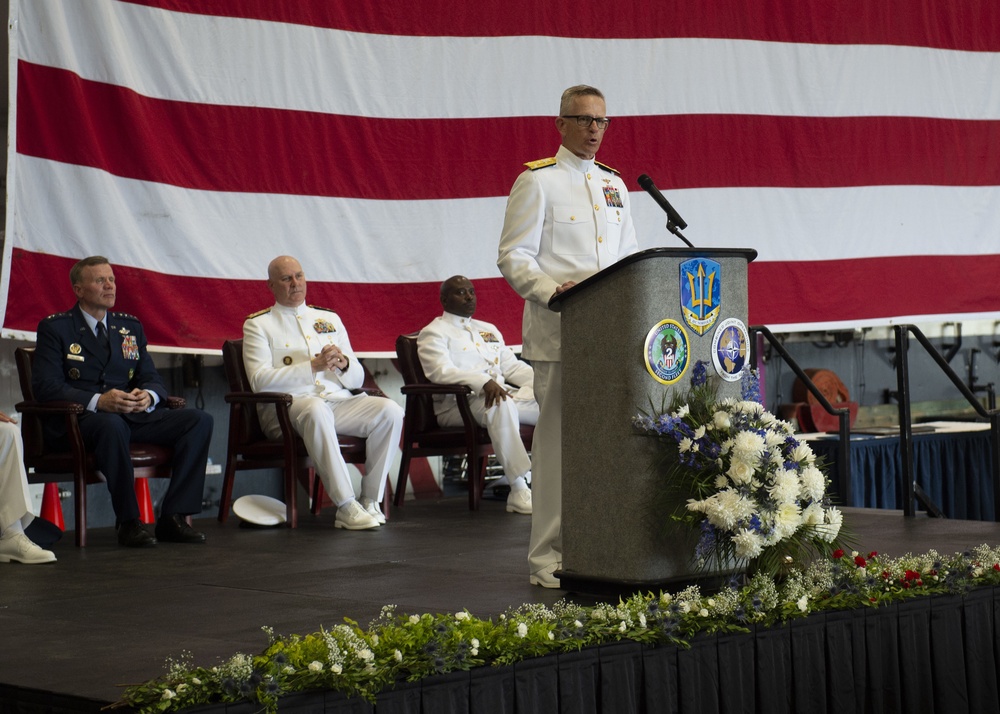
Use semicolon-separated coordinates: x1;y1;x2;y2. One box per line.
352;387;388;398
400;384;472;396
224;391;294;406
165;396;186;410
15;400;85;416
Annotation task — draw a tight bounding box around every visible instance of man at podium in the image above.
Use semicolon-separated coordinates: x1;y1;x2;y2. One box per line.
498;85;639;588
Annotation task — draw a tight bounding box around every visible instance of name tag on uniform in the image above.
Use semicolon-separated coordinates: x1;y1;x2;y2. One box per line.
66;354;85;362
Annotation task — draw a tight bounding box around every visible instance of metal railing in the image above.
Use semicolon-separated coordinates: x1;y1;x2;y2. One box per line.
893;325;1000;519
750;326;853;506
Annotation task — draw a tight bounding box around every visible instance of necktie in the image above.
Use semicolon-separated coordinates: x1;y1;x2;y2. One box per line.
96;321;111;357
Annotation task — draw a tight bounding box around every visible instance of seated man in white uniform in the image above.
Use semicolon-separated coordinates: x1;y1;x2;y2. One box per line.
242;256;404;530
0;412;56;564
417;275;538;514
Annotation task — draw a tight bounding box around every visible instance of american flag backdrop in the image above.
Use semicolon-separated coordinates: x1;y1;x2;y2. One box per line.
5;0;1000;355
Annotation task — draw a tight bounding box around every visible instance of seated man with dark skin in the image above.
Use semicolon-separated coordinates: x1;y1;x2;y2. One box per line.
417;275;538;514
33;256;213;548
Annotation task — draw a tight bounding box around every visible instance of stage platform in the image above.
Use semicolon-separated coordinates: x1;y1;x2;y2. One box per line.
3;493;1000;712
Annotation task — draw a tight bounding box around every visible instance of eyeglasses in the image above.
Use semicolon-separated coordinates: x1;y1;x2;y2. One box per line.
561;115;611;130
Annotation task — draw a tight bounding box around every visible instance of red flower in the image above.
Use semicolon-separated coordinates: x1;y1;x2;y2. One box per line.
993;563;999;572
854;555;867;568
882;571;891;580
833;549;844;560
868;551;878;559
904;570;920;581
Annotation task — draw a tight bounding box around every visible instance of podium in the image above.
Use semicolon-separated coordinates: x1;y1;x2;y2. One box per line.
550;247;756;591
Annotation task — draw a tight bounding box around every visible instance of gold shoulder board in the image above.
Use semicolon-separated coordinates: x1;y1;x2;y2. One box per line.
524;157;557;171
595;161;620;176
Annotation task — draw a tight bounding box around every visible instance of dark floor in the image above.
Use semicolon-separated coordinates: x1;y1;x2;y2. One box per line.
3;491;1000;709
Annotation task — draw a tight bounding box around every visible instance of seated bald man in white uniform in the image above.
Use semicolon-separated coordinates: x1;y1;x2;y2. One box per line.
243;256;404;530
417;275;538;514
0;412;56;564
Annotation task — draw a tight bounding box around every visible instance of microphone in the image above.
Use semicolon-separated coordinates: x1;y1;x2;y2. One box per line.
637;174;688;230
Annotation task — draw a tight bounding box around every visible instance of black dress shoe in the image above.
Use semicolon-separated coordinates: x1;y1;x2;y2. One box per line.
155;514;206;544
117;519;157;548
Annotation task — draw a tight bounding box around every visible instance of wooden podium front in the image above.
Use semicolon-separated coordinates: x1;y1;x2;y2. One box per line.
551;247;756;591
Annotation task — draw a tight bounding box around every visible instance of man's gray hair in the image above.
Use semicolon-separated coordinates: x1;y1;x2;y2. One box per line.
559;85;605;115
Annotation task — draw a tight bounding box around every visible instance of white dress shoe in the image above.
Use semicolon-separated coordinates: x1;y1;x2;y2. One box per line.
0;532;57;564
334;501;380;530
359;497;386;525
506;488;532;514
529;562;561;589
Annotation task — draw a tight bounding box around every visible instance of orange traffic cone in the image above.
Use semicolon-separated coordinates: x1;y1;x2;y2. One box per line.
135;478;156;524
39;482;65;530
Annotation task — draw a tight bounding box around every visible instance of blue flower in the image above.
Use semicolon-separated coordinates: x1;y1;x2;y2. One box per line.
691;360;709;387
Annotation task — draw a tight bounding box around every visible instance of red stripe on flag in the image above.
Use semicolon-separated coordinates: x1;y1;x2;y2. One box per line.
18;61;1000;197
749;254;1000;325
9;249;1000;352
122;0;1000;51
5;249;527;353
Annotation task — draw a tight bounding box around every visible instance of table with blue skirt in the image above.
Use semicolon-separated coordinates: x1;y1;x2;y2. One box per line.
804;423;996;520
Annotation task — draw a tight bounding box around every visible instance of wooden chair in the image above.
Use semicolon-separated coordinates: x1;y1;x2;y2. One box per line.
218;338;388;527
393;333;533;511
14;347;184;547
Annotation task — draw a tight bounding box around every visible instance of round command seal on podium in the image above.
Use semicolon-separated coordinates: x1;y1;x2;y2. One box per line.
643;319;690;385
711;317;749;381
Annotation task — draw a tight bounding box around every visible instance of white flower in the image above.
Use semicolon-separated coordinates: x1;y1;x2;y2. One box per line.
693;425;706;440
797;596;809;612
517;623;528;638
548;631;555;640
675;404;690;418
471;648;479;656
455;611;469;621
773;503;803;539
308;661;324;672
799;465;826;501
393;649;403;662
471;638;480;648
574;620;583;628
331;663;343;674
767;469;800;504
408;615;420;624
679;437;692;453
791;443;814;465
357;648;374;662
699;608;709;617
713;411;731;429
816;507;843;542
802;503;824;526
161;690;176;701
639;613;647;627
732;528;764;559
191;678;201;686
731;430;766;462
619;621;627;633
176;684;188;693
727;458;754;486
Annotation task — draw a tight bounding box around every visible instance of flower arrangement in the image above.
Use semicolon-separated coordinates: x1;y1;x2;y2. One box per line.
633;362;844;576
113;544;1000;713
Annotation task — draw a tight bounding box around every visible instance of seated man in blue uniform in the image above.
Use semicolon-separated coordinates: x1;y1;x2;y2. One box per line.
417;275;538;515
242;255;404;531
33;256;213;548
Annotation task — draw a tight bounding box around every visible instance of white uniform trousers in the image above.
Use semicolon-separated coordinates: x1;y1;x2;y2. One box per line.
436;391;538;481
527;361;561;576
0;422;34;534
263;395;403;507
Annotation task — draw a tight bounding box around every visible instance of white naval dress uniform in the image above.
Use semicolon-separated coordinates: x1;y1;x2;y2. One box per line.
498;144;639;578
0;422;35;534
417;313;538;481
242;303;404;507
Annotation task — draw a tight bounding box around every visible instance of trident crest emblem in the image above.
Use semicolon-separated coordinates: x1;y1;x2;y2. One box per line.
679;258;721;336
